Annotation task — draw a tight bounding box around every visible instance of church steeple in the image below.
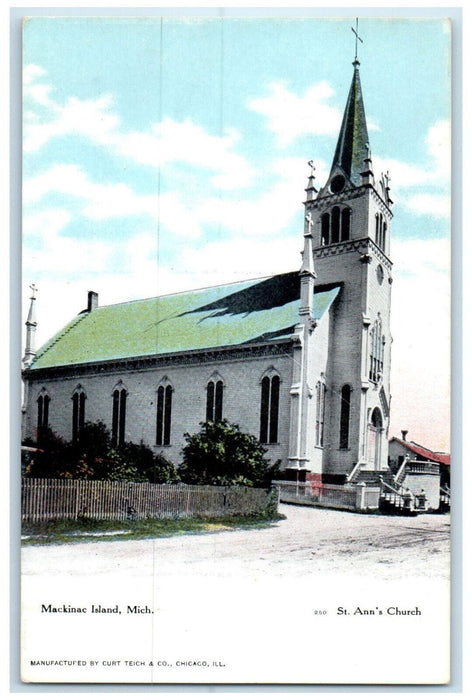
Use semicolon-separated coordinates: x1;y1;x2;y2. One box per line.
330;61;369;186
23;284;38;368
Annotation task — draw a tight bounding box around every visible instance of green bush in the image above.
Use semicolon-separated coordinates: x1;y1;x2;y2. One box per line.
24;422;180;483
179;420;280;487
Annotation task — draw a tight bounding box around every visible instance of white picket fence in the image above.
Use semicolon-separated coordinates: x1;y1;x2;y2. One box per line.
21;478;279;522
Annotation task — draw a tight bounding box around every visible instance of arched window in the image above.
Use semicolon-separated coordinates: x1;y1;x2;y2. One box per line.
260;371;280;444
72;385;86;442
156;378;173;446
369;316;385;383
375;213;381;246
315;376;326;447
375;213;387;251
371;407;383;429
339;384;351;449
112;382;127;446
206;376;224;422
321;213;330;246
341;207;351;241
331;206;340;243
37;389;50;437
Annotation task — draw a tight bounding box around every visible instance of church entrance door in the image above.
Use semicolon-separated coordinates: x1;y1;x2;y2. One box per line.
367;408;383;470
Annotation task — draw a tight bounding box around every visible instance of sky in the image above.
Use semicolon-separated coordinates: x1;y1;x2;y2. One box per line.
22;15;451;451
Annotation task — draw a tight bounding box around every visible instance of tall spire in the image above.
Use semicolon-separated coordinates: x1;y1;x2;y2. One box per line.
23;284;38;368
330;60;369;186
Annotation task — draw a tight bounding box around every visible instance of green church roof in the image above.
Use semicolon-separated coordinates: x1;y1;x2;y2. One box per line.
28;272;341;371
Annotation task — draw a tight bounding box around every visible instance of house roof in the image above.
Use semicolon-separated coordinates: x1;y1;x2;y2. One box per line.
389;437;450;467
28;272;341;371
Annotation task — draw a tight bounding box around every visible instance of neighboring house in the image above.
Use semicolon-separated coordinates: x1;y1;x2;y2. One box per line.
22;57;394;486
388;433;450;511
389;433;451;485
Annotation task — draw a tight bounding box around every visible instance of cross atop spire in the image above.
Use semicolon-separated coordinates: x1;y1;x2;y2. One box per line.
351;18;363;65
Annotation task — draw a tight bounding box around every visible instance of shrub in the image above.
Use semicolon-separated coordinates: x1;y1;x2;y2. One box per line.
24;422;180;483
179;420;280;487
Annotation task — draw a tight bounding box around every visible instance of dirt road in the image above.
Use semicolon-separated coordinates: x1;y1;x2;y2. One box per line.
21;504;451;684
22;503;450;581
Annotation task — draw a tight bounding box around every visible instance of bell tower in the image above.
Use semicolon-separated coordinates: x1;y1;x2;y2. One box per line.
303;39;394;481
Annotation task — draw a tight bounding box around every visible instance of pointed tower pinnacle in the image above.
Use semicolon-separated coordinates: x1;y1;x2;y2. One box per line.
304;160;318;202
299;213;317;319
361;142;375;186
23;284;38;368
330;60;369;186
300;214;316;277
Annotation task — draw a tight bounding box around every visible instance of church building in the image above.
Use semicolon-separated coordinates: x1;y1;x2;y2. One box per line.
22;56;394;485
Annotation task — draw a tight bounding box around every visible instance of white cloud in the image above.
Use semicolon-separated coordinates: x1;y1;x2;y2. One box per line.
23;64;47;84
24;164;202;238
24;93;119;152
391;237;450;277
23;151;317;244
404;193;450;219
372;119;450;221
373;121;450;191
23;65;254;190
23;224;166;349
367;119;380;132
23;208;111;276
179;237;301;288
372;157;430;189
195;188;297;239
426;119;450;181
118;120;254;190
199;156;329;238
23;208;72;244
248;80;341;147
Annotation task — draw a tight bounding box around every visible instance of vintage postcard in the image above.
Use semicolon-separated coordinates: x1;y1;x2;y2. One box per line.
20;15;452;685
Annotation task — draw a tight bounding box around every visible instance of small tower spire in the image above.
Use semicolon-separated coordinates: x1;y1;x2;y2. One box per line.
361;142;375;186
23;284;38;368
304;160;318;202
299;214;317;318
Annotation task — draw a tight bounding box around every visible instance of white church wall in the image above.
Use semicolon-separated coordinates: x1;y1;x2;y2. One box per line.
313;249;368;476
24;349;295;470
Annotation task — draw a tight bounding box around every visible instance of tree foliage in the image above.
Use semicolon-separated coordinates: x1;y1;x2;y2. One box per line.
24;422;180;483
179;420;279;487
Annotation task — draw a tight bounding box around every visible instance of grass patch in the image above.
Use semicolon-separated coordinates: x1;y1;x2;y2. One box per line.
21;512;285;546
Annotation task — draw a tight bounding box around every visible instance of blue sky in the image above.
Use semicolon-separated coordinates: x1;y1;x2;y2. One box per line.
22;16;451;449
